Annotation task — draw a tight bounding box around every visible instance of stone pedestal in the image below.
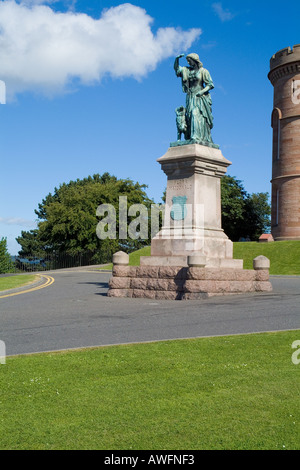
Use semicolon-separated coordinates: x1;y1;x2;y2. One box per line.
144;143;241;268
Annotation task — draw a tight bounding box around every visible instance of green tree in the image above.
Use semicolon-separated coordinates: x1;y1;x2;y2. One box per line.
16;229;45;257
221;176;247;241
0;237;13;273
243;192;271;240
221;175;271;241
16;173;153;263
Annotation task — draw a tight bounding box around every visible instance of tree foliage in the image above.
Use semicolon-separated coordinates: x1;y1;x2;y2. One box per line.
16;173;271;264
16;173;153;263
221;176;271;241
0;237;13;273
16;229;44;257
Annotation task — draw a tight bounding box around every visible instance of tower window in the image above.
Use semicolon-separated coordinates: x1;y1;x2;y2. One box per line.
277;119;280;160
271;108;282;161
276;189;280;225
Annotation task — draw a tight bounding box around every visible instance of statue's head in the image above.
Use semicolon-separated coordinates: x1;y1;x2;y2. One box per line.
186;53;202;68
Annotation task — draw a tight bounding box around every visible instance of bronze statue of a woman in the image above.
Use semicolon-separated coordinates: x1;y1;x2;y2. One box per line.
174;53;215;146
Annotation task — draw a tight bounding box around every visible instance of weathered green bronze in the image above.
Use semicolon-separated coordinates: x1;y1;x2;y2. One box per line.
170;196;188;221
172;53;218;149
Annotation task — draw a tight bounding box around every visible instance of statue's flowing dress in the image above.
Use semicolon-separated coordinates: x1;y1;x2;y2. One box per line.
175;64;214;143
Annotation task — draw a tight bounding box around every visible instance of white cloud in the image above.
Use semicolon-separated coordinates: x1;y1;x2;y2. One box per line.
212;2;235;22
16;0;58;4
0;1;201;99
0;217;36;227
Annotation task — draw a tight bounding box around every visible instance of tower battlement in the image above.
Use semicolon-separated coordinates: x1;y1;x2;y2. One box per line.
270;44;300;71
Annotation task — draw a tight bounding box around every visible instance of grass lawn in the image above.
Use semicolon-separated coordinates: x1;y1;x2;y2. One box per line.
128;246;151;265
0;331;299;450
97;246;151;271
0;274;38;292
233;241;300;275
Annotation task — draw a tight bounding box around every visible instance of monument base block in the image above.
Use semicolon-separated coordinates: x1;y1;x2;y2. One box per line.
107;264;272;300
139;255;243;269
150;228;234;260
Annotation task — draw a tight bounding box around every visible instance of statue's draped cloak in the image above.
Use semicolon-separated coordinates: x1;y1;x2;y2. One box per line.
175;64;214;143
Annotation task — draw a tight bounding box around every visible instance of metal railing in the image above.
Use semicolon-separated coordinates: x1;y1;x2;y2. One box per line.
12;251;105;272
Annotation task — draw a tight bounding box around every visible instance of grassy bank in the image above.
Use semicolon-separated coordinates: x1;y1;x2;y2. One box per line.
100;241;300;275
0;331;299;450
233;241;300;275
0;274;38;292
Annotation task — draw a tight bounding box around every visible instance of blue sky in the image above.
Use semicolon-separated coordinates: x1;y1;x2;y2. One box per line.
1;0;300;254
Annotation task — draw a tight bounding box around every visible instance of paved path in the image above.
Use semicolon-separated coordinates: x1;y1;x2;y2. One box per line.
0;270;299;356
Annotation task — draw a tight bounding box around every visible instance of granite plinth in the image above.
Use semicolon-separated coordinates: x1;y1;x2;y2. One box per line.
107;264;272;300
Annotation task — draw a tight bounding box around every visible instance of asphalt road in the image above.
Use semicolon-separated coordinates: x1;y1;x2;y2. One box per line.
0;270;299;356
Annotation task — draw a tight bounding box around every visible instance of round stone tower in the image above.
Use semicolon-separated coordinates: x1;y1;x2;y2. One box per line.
268;44;300;240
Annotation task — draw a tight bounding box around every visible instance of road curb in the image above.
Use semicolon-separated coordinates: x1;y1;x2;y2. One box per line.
0;275;54;299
